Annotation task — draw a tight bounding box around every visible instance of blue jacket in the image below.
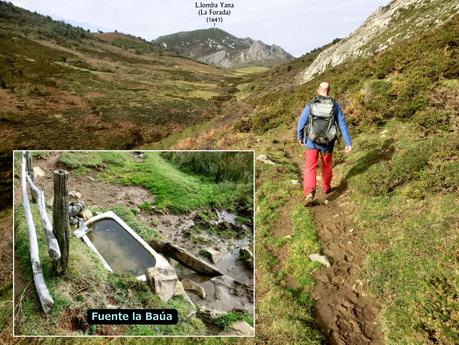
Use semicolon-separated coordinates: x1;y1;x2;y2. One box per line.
297;100;352;152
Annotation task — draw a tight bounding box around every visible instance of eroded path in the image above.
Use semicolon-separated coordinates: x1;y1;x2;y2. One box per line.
311;196;383;345
286;147;384;345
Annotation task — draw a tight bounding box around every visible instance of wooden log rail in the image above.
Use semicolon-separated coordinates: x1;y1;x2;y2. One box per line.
26;175;61;260
21;152;54;313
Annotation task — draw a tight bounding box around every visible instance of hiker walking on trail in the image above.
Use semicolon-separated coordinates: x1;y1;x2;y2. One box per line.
297;82;352;205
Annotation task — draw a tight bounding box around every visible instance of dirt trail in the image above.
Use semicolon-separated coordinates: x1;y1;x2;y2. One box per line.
311;198;383;345
285;147;383;345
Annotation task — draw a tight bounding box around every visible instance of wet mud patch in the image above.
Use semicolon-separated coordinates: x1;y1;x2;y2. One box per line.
138;209;254;286
59;308;89;333
140;207;254;325
310;192;383;345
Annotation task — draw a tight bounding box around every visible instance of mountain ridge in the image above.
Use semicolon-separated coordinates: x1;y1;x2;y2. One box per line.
154;28;294;68
300;0;459;83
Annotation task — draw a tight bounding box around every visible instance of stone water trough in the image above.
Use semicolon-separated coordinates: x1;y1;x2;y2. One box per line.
73;211;171;281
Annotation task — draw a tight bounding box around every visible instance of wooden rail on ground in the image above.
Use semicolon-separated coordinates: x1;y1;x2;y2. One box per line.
26;174;61;260
20;152;54;313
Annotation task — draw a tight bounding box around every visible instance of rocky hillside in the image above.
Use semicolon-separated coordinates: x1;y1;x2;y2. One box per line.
300;0;459;83
154;28;293;68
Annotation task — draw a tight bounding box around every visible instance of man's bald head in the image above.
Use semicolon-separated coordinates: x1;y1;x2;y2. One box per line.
317;82;330;96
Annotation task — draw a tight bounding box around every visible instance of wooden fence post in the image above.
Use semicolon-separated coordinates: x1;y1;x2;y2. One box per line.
25;151;35;203
52;170;69;275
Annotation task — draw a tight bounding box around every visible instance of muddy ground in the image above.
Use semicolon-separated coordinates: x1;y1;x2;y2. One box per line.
16;153;152;210
14;153;254;334
283;148;383;345
311;192;383;345
26;154;253;286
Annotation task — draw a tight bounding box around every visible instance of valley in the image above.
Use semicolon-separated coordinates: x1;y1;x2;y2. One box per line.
0;0;458;344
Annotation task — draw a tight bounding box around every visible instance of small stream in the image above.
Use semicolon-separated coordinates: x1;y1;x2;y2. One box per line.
158;212;252;279
139;208;254;326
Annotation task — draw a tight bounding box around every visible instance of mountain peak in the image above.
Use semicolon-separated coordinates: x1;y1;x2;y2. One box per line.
153;28;293;68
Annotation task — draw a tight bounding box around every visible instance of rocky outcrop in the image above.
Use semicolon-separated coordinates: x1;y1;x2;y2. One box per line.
300;0;459;83
239;246;254;270
154;28;293;68
200;247;223;264
32;166;45;179
191;275;254;314
196;306;226;323
256;155;275;165
173;281;197;319
309;253;331;267
199;50;232;68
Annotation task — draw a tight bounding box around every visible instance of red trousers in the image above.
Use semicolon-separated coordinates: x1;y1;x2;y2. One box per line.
303;149;333;196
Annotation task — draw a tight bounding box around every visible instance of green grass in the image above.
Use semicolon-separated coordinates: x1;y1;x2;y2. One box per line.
161;151;253;183
214;311;253;329
59;151;252;214
59;151;128;172
253;147;323;344
334;120;459;345
232;66;270;75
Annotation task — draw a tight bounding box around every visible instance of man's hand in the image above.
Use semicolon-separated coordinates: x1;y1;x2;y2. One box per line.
298;140;303;146
344;145;352;154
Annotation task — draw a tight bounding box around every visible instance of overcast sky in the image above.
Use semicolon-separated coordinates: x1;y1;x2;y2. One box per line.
9;0;389;57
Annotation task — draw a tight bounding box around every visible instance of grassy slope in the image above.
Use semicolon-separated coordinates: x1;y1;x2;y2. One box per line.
345;121;458;344
0;2;241;150
0;5;458;345
58;151;252;214
169;14;459;345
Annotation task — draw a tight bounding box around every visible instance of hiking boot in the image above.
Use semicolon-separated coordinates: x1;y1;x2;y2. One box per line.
304;191;315;206
323;188;335;204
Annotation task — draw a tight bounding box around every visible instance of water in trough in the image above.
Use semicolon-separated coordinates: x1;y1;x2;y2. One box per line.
87;218;156;276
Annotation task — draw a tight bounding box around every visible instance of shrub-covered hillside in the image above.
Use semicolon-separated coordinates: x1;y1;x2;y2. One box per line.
173;13;459;345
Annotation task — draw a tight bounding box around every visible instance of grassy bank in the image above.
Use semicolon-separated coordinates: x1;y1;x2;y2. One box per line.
335;120;458;345
254;148;323;344
59;151;253;214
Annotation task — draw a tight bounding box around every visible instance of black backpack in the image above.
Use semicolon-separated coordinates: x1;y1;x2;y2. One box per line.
305;96;338;145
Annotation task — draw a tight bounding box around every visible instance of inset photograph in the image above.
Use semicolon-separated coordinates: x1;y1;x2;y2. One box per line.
13;150;254;336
